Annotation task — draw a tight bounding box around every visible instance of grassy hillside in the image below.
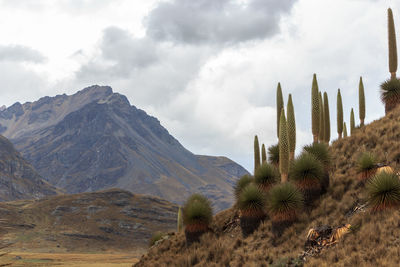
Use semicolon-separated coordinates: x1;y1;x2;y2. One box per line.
0;189;178;254
134;105;400;266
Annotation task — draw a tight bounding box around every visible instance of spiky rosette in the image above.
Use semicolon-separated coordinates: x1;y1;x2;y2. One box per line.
234;175;254;203
183;194;212;233
303;142;331;171
357;152;378;181
367;172;400;212
289;153;324;190
254;163;279;192
267;183;303;223
238;183;266;218
380;78;400;113
268;144;279;166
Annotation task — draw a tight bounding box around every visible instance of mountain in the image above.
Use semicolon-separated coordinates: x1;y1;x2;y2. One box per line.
0;85;248;211
0;135;59;201
134;105;400;266
0;189;178;253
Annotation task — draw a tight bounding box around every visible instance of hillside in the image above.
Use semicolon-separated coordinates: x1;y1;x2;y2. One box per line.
0;85;248;211
0;135;59;201
134;105;400;266
0;189;178;254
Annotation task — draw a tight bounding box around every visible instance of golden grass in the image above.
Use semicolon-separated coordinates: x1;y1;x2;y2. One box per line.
135;105;400;266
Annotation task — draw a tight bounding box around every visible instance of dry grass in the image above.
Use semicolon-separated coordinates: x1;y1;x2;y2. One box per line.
135;105;400;266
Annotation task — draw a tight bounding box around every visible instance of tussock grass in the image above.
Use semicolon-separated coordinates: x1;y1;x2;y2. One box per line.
366;172;400;212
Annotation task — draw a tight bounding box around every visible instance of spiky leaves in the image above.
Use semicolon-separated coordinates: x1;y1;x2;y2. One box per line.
287;94;296;161
388;8;398;79
367;172;400;212
319;92;325;142
254;163;279;192
276;83;284;138
279;110;289;183
177;206;183;232
337;89;343;139
268;144;279;166
303;143;331;171
254;135;261;174
149;232;165;247
268;183;303;234
357;152;378;181
359;77;366;126
238;183;266;236
289;153;324;204
380;78;400;114
343;122;348;137
311;74;320;143
323;92;330;143
234;175;254;203
183;194;212;232
350;108;355;135
261;144;267;164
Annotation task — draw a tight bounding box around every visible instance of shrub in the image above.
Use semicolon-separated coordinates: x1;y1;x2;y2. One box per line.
267;183;303;234
380;78;400;113
303;142;331;171
183;194;213;232
268;144;279;166
237;183;266;237
254;163;279;191
234;175;253;203
357;152;378;181
149;232;165;247
367;172;400;212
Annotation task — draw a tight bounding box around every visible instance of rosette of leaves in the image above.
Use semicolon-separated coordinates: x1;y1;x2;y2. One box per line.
267;182;303;235
380;78;400;114
367;172;400;212
183;194;213;244
268;144;279;166
237;183;266;237
254;163;279;192
357;152;378;181
303;143;331;193
234;175;254;204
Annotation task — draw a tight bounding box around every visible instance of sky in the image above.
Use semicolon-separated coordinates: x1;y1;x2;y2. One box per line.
0;0;399;172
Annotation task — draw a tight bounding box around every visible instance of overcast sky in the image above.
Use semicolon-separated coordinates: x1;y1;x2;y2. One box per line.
0;0;399;172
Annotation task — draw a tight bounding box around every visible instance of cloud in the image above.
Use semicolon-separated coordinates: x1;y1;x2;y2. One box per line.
145;0;297;45
0;45;46;63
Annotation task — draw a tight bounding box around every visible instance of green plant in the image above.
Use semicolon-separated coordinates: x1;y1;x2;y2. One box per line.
238;183;266;237
350;108;355;135
357;152;378;181
323;92;330;143
234;175;254;203
276;83;284;138
254;163;279;191
268;144;279;166
318;92;325;142
287;94;296;161
337;89;343;139
380;78;400;113
367;172;400;212
254;135;261;173
177;206;183;232
343;122;348;137
149;232;165;247
279;110;289;183
261;144;267;164
183;194;213;232
388;8;397;80
303;142;331;171
238;183;266;217
311;74;320;143
267;183;303;233
359;77;366;126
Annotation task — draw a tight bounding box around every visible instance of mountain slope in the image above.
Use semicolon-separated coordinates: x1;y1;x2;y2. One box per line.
0;86;248;211
134;105;400;266
0;135;59;201
0;189;178;253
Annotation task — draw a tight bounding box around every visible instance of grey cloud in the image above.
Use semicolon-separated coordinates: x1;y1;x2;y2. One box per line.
145;0;297;45
0;45;46;63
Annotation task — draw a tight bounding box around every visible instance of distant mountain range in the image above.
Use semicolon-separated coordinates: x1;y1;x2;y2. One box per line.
0;86;248;210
